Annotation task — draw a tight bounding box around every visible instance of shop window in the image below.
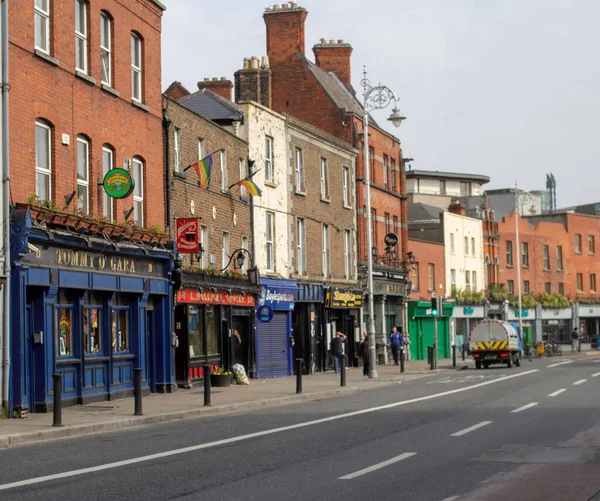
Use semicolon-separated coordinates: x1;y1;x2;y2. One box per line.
83;293;102;355
111;296;130;353
56;291;74;357
507;280;515;295
188;305;203;358
205;306;219;355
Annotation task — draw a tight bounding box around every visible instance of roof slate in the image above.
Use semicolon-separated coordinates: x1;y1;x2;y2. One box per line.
176;89;244;123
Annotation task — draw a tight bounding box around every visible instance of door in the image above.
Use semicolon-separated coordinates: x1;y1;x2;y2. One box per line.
174;304;189;384
257;312;289;378
146;309;155;392
231;315;250;373
23;303;34;410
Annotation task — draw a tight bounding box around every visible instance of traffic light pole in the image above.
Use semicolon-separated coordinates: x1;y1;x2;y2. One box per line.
433;297;439;369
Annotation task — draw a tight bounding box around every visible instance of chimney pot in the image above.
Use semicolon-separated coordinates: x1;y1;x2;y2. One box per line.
261;56;270;69
282;3;289;8
329;39;335;44
221;77;227;80
273;4;280;9
212;77;218;81
290;1;298;7
250;56;260;69
338;39;344;44
204;78;210;81
243;57;251;70
320;37;326;44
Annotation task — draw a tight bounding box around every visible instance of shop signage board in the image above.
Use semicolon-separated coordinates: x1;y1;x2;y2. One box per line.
176;288;256;307
463;307;474;315
103;168;134;199
257;285;295;311
175;218;200;253
22;245;164;277
326;289;363;309
384;232;399;247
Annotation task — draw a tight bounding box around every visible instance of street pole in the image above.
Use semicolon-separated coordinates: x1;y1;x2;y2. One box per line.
433;296;439;369
361;67;406;379
514;182;524;343
363;108;377;379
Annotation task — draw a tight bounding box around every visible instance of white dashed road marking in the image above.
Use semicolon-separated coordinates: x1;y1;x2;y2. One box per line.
339;453;417;480
511;402;539;413
573;379;587;386
548;389;566;397
451;421;493;437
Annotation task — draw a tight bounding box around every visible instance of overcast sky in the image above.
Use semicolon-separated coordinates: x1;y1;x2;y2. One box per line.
162;0;599;208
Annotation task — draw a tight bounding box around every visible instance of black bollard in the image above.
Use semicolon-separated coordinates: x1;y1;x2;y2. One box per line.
203;365;211;407
340;355;346;387
462;344;466;361
52;373;62;427
428;346;435;370
296;358;303;394
452;345;457;367
134;368;143;416
400;349;405;373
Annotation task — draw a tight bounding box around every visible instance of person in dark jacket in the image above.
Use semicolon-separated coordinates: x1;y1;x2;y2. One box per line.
359;332;370;376
330;331;346;373
388;326;404;365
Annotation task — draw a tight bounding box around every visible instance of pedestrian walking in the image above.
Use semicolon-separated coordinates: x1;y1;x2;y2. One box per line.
330;331;346;373
359;332;370;376
572;327;579;353
388;326;404;366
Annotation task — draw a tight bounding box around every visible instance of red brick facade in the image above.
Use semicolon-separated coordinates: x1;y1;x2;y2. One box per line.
162;97;251;269
408;239;445;299
497;212;600;299
262;4;407;269
10;0;165;227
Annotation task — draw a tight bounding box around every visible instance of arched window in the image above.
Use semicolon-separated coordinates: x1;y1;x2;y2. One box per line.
102;144;115;220
75;0;89;73
76;134;90;214
35;119;52;201
131;32;143;102
100;11;113;86
132;156;144;225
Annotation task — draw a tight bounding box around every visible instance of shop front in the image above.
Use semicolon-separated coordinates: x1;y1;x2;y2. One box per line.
506;308;537;349
255;278;296;378
293;282;324;374
452;305;486;349
325;288;362;368
541;308;573;344
10;215;175;415
174;271;257;387
576;303;600;345
407;300;455;361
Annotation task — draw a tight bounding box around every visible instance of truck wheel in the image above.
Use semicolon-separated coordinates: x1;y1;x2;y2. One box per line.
515;355;521;367
506;355;513;368
475;360;482;370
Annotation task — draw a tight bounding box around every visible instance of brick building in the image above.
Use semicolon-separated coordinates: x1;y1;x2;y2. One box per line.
8;0;176;416
497;211;600;342
407;239;445;301
285;113;359;371
261;3;409;363
162;93;257;385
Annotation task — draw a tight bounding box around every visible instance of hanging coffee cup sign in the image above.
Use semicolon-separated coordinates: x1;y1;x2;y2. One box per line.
384;232;399;247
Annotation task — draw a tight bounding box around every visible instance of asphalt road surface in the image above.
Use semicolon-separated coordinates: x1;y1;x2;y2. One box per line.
1;356;600;501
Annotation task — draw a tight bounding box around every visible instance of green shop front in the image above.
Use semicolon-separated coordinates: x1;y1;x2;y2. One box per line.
407;300;455;360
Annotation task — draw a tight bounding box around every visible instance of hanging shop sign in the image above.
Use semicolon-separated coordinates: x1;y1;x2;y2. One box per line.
103;168;135;199
256;305;274;323
326;289;363;309
21;245;163;277
175;218;200;253
176;288;256;307
384;233;399;247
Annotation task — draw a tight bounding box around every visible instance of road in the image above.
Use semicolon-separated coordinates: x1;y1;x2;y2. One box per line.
1;356;600;500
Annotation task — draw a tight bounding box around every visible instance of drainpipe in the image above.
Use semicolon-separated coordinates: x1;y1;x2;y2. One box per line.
162;112;171;234
1;0;11;414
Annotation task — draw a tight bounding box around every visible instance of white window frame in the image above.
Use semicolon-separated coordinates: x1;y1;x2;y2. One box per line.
265;136;274;182
344;229;351;279
173;126;182;172
322;224;330;277
200;225;208;268
100;12;112;86
320;157;329;200
75;0;88;73
241;236;249;273
557;245;563;271
266;212;274;271
198;138;204;159
450;269;456;289
342;166;351;208
132;156;144;226
239;157;247;199
450;233;455;253
471;237;476;257
131;32;142;103
464;236;469;256
34;0;50;54
35;120;52;201
221;232;230;270
76;135;90;215
296;217;305;275
295;147;305;192
412;263;420;291
428;263;435;291
465;270;471;292
102;145;114;220
472;271;477;291
220;149;227;191
383;155;388;188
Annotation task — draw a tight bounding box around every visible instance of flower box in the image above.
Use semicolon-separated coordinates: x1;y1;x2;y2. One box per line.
210;373;232;387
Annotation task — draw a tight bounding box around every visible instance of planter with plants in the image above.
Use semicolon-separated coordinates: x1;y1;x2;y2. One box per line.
210;368;232;387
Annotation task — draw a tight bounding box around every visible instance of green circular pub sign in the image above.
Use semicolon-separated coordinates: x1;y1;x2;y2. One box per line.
103;168;135;199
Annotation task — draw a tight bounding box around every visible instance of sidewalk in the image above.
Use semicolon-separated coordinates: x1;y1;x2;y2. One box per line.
0;357;464;448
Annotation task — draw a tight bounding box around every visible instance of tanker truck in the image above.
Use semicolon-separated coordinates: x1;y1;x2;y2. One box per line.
470;319;522;369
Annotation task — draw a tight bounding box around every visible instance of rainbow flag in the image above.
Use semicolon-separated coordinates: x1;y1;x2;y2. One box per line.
191;151;218;190
230;170;262;197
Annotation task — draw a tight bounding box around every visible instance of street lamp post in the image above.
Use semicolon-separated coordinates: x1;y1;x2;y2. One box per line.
514;182;534;348
361;67;406;379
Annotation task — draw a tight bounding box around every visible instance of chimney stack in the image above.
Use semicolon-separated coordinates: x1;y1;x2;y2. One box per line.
196;77;234;101
234;55;272;108
164;81;190;100
312;39;353;91
264;3;308;65
448;201;466;217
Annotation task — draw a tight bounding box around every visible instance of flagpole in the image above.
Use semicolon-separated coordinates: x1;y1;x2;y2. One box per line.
183;148;224;173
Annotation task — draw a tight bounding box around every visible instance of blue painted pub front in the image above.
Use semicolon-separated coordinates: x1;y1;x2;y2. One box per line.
10;212;176;415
